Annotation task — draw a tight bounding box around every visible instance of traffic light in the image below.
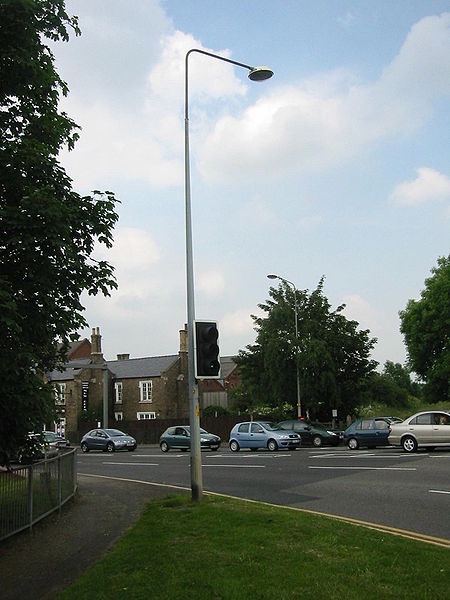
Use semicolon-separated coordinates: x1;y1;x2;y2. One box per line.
194;320;220;379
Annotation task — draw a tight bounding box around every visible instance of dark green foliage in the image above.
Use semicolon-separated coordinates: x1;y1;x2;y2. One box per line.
399;256;450;403
0;1;119;465
233;277;377;420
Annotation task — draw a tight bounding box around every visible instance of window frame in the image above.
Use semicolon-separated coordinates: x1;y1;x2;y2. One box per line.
137;411;156;420
115;382;123;404
139;380;153;403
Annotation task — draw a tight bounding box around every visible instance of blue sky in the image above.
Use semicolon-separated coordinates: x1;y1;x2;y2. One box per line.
53;1;450;368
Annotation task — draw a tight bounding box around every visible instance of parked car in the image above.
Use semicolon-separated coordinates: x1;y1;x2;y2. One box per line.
80;429;137;453
388;410;450;453
159;426;221;452
43;431;70;449
276;420;341;447
228;421;301;452
344;417;399;449
17;433;59;463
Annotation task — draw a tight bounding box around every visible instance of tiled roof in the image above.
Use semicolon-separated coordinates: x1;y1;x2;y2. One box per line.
47;355;179;381
108;355;178;379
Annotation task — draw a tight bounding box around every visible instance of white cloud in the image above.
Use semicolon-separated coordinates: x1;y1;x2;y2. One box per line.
198;13;450;182
197;270;226;297
341;294;379;331
389;167;450;205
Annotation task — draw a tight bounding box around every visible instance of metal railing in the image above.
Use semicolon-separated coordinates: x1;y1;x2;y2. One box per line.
0;448;77;541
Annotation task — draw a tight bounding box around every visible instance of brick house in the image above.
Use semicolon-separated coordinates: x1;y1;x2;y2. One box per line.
47;326;190;440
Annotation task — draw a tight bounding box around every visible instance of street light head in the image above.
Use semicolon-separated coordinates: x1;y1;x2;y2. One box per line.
248;66;274;81
267;274;279;280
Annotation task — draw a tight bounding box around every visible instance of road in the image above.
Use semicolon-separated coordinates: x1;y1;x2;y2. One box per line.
77;445;450;541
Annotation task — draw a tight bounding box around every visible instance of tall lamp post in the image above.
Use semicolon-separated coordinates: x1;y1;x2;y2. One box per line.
185;49;273;500
267;274;302;419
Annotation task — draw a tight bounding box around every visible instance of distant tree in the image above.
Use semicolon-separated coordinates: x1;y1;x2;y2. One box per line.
0;0;119;465
232;277;377;420
399;256;450;403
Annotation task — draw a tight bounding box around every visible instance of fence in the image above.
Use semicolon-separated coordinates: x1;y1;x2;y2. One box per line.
0;448;77;542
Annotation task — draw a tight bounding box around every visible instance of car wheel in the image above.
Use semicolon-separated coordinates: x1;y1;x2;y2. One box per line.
106;442;115;453
160;441;169;453
312;436;322;448
402;436;417;453
267;439;278;452
347;437;359;450
229;440;240;452
81;442;89;453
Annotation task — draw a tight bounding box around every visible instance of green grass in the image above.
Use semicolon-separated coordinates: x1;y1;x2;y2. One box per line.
57;494;447;600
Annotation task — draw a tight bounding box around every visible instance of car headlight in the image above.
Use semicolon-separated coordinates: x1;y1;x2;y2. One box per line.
327;431;337;436
279;435;290;440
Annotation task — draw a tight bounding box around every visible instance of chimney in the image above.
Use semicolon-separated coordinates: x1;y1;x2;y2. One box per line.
90;327;104;363
179;324;188;354
117;353;130;361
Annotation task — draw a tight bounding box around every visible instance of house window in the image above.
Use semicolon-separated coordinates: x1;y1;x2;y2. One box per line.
115;412;123;421
137;412;156;420
55;383;66;405
115;382;123;404
139;380;152;403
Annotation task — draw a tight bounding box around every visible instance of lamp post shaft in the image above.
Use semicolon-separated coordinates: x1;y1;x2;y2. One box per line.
185;49;272;501
185;54;202;501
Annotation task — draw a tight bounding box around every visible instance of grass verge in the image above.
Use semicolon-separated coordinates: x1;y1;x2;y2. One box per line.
57;494;447;600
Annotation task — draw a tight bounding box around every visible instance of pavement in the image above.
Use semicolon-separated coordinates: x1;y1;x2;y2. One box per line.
0;472;181;600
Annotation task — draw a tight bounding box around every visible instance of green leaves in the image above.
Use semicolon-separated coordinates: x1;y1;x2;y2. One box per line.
234;278;377;420
400;255;450;402
0;1;119;466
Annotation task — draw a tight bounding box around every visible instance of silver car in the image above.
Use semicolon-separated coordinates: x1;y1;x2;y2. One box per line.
388;410;450;452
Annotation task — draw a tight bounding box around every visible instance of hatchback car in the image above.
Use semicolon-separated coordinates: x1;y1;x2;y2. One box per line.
80;429;137;453
344;417;398;449
159;426;221;452
277;420;341;447
388;410;450;453
228;421;301;452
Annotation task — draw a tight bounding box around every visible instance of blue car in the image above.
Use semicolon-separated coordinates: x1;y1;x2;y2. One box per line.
344;417;399;449
229;421;301;452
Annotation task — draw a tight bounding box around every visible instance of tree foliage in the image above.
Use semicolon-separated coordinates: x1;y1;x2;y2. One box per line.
399;255;450;403
233;277;377;420
0;0;119;465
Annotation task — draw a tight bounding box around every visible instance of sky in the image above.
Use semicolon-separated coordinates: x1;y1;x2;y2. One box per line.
52;1;450;367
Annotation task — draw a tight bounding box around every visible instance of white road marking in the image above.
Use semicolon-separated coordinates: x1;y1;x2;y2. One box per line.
202;464;265;468
429;489;450;495
309;466;416;471
105;462;159;466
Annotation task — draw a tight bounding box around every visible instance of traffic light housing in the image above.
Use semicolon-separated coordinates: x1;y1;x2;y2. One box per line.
194;320;220;379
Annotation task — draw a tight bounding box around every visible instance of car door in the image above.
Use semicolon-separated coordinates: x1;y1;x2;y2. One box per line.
234;423;251;447
431;413;450;444
250;423;267;448
357;419;377;446
374;419;390;446
411;413;433;444
95;430;108;450
293;422;311;444
174;427;190;449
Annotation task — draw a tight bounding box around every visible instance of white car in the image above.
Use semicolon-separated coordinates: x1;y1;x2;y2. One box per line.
388;410;450;452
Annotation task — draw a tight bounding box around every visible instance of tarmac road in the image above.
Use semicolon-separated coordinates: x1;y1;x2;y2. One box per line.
77;444;450;541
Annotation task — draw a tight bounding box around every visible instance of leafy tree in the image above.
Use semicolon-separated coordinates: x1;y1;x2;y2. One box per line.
233;277;377;420
0;0;119;465
399;256;450;403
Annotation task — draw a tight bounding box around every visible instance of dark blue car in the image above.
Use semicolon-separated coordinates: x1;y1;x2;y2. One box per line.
344;417;399;449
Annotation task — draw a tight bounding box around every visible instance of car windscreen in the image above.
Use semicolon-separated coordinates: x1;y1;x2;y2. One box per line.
261;422;278;430
105;429;126;437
